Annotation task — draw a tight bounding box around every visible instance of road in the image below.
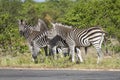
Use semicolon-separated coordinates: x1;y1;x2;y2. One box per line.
0;69;120;80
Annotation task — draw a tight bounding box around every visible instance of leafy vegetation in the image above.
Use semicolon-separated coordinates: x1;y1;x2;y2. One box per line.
0;0;120;68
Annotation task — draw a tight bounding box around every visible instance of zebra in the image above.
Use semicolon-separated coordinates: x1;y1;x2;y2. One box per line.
53;23;88;56
47;23;106;63
18;19;49;63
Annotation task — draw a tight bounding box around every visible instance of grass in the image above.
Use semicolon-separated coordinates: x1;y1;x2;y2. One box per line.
0;52;120;69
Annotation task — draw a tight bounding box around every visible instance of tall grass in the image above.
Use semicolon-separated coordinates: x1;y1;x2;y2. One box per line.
0;51;120;69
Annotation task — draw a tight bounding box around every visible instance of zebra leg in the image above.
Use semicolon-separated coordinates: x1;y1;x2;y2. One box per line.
28;43;37;63
52;46;57;60
31;42;40;63
57;48;64;58
94;38;104;63
76;48;83;63
92;44;102;64
43;46;48;56
92;43;103;64
69;46;75;62
84;47;88;55
32;47;40;63
92;33;105;64
95;47;103;64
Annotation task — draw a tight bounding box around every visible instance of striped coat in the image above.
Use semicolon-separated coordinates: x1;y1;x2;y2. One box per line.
47;23;106;63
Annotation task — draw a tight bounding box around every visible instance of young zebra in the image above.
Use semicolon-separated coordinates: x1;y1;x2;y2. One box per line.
47;23;106;63
18;19;49;63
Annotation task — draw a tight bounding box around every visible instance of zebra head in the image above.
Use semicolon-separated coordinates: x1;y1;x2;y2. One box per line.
47;23;58;39
18;19;27;36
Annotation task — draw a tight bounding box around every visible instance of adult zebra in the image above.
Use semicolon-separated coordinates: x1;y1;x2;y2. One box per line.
47;23;106;63
18;19;49;63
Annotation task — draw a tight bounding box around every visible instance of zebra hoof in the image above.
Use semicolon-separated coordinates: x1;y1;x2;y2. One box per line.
76;61;80;64
34;60;38;64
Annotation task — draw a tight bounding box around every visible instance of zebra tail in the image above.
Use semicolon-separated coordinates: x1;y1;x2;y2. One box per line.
104;34;108;55
84;47;88;55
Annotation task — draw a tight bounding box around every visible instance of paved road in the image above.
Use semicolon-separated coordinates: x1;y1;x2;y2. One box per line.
0;69;120;80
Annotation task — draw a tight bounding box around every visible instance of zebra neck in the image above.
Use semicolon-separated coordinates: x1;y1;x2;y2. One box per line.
57;27;72;40
23;29;31;40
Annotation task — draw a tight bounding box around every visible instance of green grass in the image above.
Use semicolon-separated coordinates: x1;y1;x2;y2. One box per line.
0;52;120;69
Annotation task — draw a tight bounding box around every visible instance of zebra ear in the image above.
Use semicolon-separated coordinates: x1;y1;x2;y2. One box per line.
18;19;26;25
22;20;26;25
38;19;42;26
18;19;21;24
18;19;24;25
38;18;42;22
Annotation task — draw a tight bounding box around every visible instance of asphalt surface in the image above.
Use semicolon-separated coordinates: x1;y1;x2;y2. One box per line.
0;69;120;80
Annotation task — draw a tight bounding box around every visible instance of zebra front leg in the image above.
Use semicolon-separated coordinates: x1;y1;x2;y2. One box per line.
76;48;83;63
43;46;49;56
52;46;57;60
32;47;40;63
31;42;40;63
69;46;75;62
28;43;38;63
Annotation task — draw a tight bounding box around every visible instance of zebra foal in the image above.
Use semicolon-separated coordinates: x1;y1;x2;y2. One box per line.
18;19;49;63
47;23;106;63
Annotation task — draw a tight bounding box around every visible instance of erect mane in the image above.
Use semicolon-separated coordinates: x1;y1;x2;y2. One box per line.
52;23;73;40
54;23;72;29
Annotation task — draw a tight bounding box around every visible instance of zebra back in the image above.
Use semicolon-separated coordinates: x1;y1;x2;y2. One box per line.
72;27;105;47
50;23;73;40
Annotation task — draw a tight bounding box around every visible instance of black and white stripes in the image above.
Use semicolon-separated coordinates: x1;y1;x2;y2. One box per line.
18;19;106;63
47;23;106;63
18;19;49;63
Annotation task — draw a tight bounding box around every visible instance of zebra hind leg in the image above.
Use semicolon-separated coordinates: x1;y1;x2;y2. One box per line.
43;46;49;56
51;46;57;60
96;48;103;64
93;44;103;64
69;46;75;62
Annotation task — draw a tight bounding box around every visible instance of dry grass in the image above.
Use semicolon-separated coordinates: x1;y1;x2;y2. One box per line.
0;51;120;69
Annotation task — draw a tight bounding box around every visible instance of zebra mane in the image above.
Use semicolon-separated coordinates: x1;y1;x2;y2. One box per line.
50;23;73;40
54;23;72;28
